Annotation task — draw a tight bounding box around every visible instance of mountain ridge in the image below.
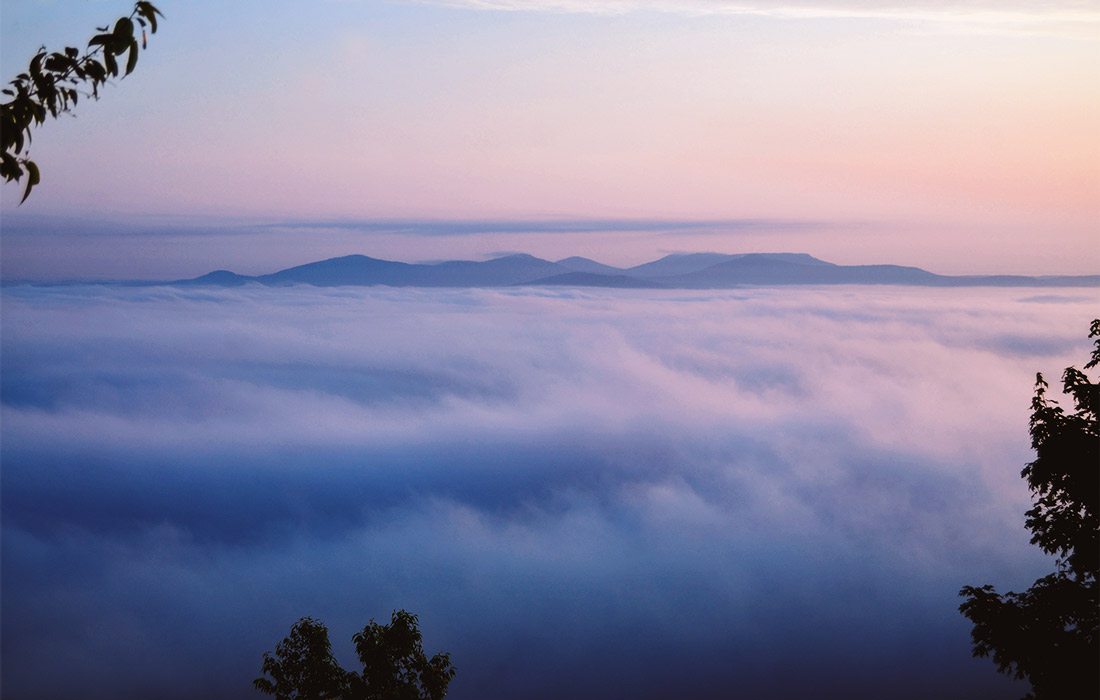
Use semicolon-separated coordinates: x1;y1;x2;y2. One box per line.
150;252;1100;289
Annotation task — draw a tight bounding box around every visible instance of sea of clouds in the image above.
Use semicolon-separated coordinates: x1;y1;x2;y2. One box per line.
2;284;1096;699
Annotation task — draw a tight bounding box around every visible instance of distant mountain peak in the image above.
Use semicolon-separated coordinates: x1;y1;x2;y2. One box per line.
556;255;604;265
554;256;624;275
166;252;1099;290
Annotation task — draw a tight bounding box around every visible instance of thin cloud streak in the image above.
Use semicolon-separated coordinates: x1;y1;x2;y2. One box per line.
260;218;834;236
410;0;1100;37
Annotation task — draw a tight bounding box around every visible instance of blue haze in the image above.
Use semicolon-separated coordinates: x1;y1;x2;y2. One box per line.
2;284;1095;699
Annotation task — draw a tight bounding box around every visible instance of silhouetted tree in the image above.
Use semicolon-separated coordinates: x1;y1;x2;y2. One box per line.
959;319;1099;699
255;611;455;700
254;617;350;700
348;610;455;700
1;1;163;202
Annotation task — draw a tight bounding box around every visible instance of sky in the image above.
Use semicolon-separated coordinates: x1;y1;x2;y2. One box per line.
1;0;1098;276
3;283;1097;698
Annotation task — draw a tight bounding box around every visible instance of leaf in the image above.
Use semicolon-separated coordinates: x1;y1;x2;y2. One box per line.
20;160;40;203
138;2;165;19
30;51;46;77
125;39;139;76
137;2;162;34
84;59;106;82
113;17;135;40
44;54;67;72
1;152;20;181
104;50;118;77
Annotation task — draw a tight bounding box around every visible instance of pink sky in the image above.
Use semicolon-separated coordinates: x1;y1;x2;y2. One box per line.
1;0;1098;275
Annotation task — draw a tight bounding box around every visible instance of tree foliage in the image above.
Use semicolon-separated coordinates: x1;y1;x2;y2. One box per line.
1;1;163;202
959;319;1099;699
254;617;350;700
255;611;456;700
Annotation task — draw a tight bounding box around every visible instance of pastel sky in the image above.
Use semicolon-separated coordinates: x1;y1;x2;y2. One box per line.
1;0;1098;275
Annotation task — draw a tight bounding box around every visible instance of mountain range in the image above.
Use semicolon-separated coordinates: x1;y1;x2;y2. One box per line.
172;252;1100;289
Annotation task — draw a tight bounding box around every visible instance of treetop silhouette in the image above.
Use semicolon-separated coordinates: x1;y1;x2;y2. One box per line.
959;319;1099;699
255;610;456;700
1;1;164;202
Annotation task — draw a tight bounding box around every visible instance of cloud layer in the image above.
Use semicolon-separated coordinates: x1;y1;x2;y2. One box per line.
2;284;1096;698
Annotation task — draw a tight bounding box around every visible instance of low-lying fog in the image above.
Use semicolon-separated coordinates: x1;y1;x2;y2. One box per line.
3;284;1095;699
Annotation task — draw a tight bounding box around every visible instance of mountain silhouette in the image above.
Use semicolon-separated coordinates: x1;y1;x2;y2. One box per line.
555;256;626;275
166;252;1099;289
